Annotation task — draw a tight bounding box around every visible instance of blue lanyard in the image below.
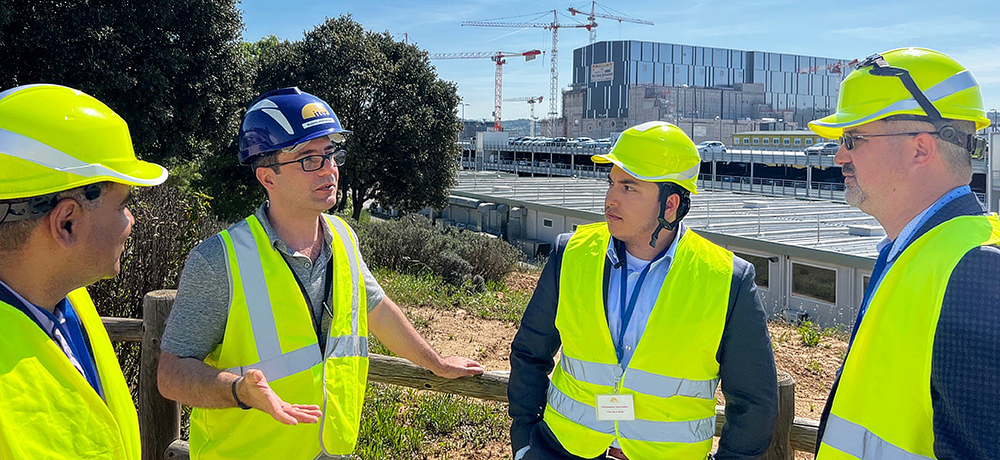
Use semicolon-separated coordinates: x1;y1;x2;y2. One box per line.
615;240;670;365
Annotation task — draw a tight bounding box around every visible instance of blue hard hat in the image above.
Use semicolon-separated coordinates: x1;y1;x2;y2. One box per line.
238;87;352;165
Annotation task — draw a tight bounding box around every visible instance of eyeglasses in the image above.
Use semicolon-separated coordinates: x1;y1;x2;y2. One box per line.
272;149;347;172
839;131;937;151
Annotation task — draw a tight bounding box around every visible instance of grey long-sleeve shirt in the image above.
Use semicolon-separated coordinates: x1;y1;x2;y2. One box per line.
508;230;779;460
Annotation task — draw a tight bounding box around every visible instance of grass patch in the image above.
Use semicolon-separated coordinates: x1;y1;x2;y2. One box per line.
356;382;509;460
798;321;822;347
377;268;533;323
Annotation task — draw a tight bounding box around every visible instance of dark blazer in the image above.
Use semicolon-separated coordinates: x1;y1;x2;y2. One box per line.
508;229;779;460
817;193;1000;459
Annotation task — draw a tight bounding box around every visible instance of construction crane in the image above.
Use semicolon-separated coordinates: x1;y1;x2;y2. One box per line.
568;1;653;44
504;96;544;136
463;11;591;128
430;50;542;132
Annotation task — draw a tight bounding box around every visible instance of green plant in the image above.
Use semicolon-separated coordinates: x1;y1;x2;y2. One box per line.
376;268;532;323
798;321;822;347
353;215;523;286
806;360;822;374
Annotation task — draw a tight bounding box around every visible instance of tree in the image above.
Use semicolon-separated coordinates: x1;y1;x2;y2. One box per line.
0;0;252;168
252;16;463;221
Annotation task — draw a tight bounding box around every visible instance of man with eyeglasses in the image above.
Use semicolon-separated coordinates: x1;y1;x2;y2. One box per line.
0;84;168;459
808;48;999;459
157;87;484;459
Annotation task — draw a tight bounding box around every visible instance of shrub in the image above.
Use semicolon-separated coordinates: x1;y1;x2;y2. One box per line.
89;184;225;397
351;215;522;286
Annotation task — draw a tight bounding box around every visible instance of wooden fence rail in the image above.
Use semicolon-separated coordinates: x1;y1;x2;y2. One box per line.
102;290;819;460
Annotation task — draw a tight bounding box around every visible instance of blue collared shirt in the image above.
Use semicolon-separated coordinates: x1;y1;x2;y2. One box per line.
865;186;972;310
0;279;103;397
606;223;686;368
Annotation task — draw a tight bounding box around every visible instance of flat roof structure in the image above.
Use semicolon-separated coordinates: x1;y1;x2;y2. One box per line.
452;170;881;265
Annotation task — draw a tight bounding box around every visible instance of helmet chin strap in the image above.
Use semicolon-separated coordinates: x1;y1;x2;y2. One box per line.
649;183;690;247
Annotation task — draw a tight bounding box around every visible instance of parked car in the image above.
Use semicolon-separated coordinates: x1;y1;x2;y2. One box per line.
805;142;840;155
697;141;727;154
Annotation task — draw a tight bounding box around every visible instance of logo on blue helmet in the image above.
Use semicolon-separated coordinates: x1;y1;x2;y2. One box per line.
238;87;352;165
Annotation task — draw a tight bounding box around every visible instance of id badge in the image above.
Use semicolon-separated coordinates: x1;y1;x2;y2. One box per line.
595;393;635;421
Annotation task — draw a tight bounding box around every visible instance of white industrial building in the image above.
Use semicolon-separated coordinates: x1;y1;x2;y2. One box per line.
426;170;890;328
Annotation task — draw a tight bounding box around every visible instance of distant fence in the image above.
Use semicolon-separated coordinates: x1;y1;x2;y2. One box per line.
108;290;819;459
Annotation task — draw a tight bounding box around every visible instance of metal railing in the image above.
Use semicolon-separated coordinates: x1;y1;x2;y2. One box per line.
699;174;845;200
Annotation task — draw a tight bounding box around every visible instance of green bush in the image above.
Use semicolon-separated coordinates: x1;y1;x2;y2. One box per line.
89;184;225;398
352;215;522;285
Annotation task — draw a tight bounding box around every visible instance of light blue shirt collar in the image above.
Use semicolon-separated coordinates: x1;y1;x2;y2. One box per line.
607;222;686;269
877;185;972;262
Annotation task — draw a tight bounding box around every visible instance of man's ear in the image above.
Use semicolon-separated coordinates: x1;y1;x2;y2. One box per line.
255;166;278;193
661;193;681;222
911;131;937;166
45;198;83;249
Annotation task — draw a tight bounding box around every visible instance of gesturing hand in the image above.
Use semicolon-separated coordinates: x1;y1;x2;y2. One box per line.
238;369;323;425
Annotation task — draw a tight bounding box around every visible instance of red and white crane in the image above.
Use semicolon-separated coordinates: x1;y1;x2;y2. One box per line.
504;96;544;136
568;1;653;44
430;50;542;132
463;11;591;126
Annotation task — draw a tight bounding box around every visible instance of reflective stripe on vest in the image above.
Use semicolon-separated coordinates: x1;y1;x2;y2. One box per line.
543;222;732;459
190;213;369;460
818;214;1000;460
559;355;719;400
222;216;367;382
546;384;716;444
822;414;933;460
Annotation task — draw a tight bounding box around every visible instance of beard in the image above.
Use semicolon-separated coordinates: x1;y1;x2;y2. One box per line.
842;163;868;207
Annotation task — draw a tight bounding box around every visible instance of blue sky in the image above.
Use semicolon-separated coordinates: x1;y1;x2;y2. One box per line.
241;0;1000;122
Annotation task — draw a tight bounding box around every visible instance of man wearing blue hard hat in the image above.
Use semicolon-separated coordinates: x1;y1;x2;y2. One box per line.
157;87;484;459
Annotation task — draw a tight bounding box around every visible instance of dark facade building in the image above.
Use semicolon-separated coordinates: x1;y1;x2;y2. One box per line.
568;41;851;129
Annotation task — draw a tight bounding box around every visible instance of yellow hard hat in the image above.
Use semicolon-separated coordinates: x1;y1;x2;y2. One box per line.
809;48;990;139
592;121;701;194
0;84;168;200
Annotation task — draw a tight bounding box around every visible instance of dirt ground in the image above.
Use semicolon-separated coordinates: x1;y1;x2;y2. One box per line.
400;273;846;460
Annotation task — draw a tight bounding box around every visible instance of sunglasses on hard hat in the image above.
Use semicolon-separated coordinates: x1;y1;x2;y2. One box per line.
0;183;104;224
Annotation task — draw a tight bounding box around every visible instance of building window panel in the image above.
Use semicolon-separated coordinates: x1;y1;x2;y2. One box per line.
792;263;837;304
543;218;553;228
734;252;770;288
744;137;751;144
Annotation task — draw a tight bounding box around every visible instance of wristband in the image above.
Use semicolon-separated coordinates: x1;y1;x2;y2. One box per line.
232;376;251;410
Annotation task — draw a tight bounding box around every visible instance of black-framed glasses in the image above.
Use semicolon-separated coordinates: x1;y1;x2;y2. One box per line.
272;149;347;172
839;131;937;151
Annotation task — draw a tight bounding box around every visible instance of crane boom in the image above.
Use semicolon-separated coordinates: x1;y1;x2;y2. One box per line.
430;50;542;131
462;10;592;130
568;1;653;43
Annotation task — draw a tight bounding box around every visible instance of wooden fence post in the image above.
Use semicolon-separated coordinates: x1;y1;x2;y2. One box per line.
139;290;180;460
763;370;795;460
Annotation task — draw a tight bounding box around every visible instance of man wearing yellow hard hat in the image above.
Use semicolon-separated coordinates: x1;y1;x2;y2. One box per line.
809;48;1000;459
0;84;168;459
508;121;778;460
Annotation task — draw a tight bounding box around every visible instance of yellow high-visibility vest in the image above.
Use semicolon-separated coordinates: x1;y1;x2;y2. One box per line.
189;214;369;459
0;288;140;460
817;214;1000;460
544;222;733;459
